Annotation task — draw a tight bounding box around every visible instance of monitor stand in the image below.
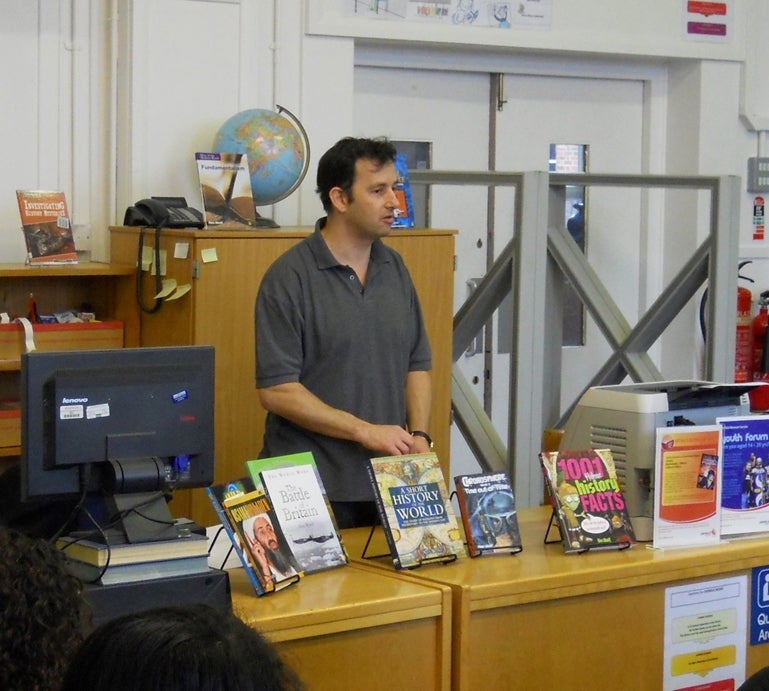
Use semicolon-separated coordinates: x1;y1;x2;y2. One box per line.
105;491;181;543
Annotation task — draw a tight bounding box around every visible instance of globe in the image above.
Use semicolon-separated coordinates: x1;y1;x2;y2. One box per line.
212;106;310;219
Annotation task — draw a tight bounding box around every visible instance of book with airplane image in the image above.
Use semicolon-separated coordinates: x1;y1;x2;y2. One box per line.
256;460;348;574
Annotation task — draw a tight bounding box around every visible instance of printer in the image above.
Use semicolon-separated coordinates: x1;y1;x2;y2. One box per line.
559;380;753;541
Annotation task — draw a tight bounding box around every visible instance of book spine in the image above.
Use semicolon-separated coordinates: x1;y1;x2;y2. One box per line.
454;480;479;558
366;461;403;569
204;487;264;596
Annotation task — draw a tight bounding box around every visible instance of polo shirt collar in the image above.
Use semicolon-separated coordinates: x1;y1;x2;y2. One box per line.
310;217;389;271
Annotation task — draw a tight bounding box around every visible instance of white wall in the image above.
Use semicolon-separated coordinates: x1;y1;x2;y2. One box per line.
1;0;764;264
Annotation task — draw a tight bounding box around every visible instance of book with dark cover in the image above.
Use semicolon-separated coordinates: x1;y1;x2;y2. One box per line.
367;452;465;569
15;189;78;264
223;488;301;593
259;463;347;574
539;448;636;554
454;471;522;557
56;530;208;568
205;478;266;596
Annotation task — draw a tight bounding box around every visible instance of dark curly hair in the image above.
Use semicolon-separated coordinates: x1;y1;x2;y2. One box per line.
0;527;90;691
315;136;397;213
61;604;304;691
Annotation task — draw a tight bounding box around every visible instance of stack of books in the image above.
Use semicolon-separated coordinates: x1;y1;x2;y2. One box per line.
57;529;211;586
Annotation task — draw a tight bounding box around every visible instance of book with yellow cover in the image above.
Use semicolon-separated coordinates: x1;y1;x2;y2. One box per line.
367;452;465;569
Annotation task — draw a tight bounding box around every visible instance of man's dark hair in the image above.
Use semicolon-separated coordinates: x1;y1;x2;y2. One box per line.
316;136;397;212
0;527;90;690
61;605;304;691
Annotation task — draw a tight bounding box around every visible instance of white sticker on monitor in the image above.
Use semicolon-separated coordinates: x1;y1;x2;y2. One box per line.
86;403;110;419
59;405;84;420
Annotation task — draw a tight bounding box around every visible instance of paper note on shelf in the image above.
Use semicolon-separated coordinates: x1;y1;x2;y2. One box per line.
174;242;189;259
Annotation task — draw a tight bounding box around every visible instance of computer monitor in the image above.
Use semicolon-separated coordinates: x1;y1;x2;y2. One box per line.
20;345;215;543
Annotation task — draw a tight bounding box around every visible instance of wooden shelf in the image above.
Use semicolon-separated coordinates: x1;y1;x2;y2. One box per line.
0;261;135;278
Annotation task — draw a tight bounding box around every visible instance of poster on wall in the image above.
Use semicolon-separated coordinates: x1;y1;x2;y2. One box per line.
346;0;552;28
663;575;747;690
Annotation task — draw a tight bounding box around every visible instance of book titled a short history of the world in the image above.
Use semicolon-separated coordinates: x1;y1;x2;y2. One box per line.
367;452;465;569
15;189;78;264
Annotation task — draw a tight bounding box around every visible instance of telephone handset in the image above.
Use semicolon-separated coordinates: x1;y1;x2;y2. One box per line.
124;197;203;316
124;196;204;229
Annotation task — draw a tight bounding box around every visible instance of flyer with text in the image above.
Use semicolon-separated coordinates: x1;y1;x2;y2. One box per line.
718;415;769;537
653;425;722;549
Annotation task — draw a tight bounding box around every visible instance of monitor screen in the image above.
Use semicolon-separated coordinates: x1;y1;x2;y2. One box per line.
20;345;215;542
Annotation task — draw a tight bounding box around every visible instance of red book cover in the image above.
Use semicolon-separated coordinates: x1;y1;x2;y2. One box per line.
15;190;78;265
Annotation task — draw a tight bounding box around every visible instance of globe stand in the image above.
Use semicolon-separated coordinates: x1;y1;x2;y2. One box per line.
253;211;280;229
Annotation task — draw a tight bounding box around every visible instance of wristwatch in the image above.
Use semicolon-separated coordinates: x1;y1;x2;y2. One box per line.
411;430;434;448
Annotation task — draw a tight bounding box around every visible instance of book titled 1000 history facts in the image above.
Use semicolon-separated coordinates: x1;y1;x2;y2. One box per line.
367;452;465;569
539;448;636;554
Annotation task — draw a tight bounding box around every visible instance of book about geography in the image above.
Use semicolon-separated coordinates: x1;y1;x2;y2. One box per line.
15;189;78;264
539;448;636;554
453;471;522;557
205;477;267;596
195;152;257;228
223;488;301;593
259;463;347;574
718;414;769;537
653;425;723;549
367;452;465;569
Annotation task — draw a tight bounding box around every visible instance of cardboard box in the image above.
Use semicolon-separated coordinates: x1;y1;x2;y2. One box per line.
0;322;124;449
0;321;124;363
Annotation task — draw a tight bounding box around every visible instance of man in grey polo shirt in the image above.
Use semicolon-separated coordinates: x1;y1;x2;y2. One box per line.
255;137;433;528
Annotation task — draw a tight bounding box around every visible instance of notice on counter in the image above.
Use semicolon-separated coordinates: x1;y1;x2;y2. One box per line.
663;575;747;690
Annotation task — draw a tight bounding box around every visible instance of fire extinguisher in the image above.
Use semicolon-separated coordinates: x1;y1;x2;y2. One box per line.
752;290;769;378
752;290;769;411
735;262;754;383
699;261;756;382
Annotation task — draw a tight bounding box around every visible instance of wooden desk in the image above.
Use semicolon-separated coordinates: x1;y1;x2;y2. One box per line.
229;563;452;690
344;507;769;691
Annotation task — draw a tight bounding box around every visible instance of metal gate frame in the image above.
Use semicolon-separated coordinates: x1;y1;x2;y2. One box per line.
409;169;740;507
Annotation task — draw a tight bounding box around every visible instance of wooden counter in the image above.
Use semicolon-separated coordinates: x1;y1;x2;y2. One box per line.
343;506;769;691
229;562;452;690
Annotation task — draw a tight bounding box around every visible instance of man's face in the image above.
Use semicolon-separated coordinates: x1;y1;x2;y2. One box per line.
253;516;279;550
341;158;399;239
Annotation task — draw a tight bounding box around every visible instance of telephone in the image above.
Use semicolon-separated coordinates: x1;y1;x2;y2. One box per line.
124;196;204;229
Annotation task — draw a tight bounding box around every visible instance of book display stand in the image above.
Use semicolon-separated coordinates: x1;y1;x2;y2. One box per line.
543;508;632;554
209;525;235;570
469;542;523;558
360;523;459;568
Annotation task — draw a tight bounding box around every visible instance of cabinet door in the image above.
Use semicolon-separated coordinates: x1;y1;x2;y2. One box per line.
111;228;455;527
